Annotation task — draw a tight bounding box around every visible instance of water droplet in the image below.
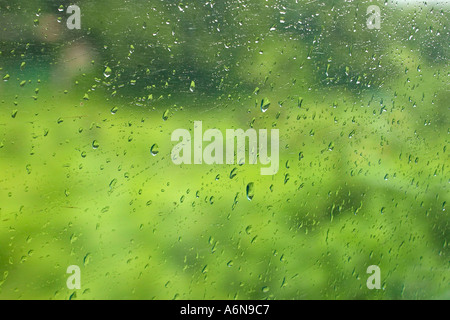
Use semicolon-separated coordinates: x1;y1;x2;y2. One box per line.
246;182;254;201
261;98;270;112
230;168;237;179
348;130;355;139
162;109;169;121
83;253;91;266
103;66;112;78
284;173;290;184
92;140;99;149
328;142;334;151
150;144;159;156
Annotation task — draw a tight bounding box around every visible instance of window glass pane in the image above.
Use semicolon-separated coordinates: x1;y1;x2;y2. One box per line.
0;0;448;300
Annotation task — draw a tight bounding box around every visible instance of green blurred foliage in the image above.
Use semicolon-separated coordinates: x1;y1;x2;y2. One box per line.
0;0;448;299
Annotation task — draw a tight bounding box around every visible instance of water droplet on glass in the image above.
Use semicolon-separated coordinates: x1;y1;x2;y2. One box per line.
261;98;270;112
246;182;254;201
162;109;169;121
150;144;159;156
230;168;237;179
104;66;112;78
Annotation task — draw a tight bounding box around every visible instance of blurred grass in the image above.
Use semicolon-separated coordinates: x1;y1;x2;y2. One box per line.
0;67;447;299
0;0;448;300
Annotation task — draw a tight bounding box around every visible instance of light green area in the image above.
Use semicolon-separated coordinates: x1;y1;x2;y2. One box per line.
0;0;448;300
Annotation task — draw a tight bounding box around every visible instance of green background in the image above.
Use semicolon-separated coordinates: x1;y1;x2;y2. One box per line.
0;0;448;299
